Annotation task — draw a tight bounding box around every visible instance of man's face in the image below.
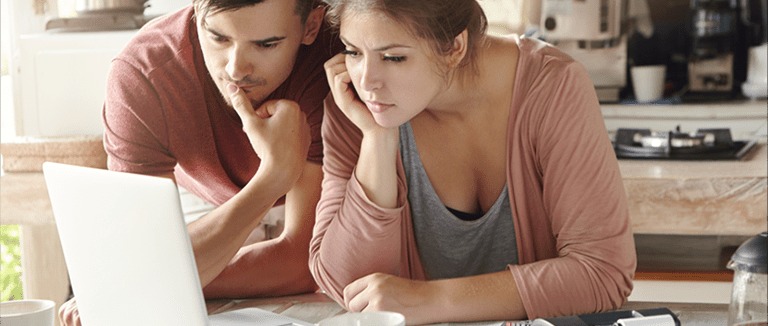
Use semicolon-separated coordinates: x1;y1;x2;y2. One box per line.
196;1;309;108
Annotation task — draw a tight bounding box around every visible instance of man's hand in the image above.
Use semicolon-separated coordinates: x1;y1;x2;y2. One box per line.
227;83;311;194
59;298;81;326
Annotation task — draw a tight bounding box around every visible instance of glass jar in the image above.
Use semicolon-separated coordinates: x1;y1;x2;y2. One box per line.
728;232;767;326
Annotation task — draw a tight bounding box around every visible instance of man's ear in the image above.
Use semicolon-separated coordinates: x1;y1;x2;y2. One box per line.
447;30;469;68
301;6;325;45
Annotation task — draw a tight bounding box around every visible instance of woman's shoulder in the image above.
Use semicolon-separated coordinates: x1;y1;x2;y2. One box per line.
489;35;590;91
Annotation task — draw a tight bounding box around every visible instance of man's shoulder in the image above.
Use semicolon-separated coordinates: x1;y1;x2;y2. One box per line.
115;6;197;77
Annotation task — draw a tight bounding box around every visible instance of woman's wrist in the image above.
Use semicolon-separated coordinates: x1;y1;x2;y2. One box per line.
356;127;400;208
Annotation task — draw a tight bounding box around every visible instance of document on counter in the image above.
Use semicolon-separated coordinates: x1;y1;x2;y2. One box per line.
209;307;313;326
525;307;679;326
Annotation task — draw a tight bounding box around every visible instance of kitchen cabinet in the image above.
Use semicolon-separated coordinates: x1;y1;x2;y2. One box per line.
14;30;137;137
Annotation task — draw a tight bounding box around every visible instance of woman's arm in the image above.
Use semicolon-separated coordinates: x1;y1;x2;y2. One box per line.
342;271;526;324
309;93;409;303
509;58;635;318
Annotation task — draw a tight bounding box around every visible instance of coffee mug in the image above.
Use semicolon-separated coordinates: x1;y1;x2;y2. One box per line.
631;65;666;103
318;311;406;326
0;299;55;326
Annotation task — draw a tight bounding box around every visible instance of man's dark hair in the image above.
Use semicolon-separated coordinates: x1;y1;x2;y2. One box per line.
193;0;320;22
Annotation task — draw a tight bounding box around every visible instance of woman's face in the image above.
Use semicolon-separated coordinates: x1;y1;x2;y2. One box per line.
339;11;447;128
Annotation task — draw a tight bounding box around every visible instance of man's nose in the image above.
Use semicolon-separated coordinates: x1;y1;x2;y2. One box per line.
225;45;252;81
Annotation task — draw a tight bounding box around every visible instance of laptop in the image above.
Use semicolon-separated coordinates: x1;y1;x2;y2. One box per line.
43;162;312;326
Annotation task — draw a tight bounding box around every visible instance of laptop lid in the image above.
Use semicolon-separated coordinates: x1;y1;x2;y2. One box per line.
43;162;210;326
44;162;315;326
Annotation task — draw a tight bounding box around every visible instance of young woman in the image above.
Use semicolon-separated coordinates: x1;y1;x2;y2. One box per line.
309;0;636;323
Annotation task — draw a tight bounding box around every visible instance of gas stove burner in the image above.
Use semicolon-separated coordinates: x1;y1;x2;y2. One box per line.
613;127;757;160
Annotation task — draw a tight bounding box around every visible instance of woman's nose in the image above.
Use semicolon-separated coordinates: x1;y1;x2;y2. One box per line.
358;60;382;92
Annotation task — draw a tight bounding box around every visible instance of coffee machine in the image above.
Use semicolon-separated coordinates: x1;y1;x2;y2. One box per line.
539;0;628;102
687;0;743;97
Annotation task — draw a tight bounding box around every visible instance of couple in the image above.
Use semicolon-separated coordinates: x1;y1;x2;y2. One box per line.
61;0;636;325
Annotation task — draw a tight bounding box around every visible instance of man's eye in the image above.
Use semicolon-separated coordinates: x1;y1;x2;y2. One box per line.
341;49;359;57
210;35;228;43
383;56;406;63
259;43;278;49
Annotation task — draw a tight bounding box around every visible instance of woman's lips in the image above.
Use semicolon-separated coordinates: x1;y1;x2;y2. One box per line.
365;101;393;113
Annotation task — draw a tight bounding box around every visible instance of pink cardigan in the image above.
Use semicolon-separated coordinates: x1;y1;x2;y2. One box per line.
309;36;636;319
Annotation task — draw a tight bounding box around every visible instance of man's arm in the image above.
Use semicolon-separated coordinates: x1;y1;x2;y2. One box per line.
201;161;322;298
187;84;315;296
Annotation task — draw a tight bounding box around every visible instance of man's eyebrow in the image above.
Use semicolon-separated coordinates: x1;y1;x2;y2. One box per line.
252;36;287;46
202;20;286;45
340;36;411;52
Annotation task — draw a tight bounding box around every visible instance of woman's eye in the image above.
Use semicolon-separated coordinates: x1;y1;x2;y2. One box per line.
259;43;278;49
341;49;359;57
211;35;228;43
383;55;406;63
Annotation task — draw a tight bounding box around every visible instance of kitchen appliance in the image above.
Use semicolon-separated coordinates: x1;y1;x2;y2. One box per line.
539;0;628;102
46;0;153;32
687;0;743;97
45;13;157;32
727;232;767;326
613;126;757;160
740;0;767;98
74;0;148;15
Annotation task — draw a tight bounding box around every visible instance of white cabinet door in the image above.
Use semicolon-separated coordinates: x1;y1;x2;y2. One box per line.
17;31;136;136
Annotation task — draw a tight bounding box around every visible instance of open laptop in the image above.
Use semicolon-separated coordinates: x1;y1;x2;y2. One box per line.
43;162;312;326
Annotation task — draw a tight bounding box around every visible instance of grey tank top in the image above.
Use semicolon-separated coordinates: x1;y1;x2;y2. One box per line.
399;122;518;280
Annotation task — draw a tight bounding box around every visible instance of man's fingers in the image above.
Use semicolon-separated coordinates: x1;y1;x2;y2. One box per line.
227;83;254;117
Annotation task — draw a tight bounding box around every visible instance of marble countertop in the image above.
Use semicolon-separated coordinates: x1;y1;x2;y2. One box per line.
618;143;767;236
618;142;767;179
2;140;765;234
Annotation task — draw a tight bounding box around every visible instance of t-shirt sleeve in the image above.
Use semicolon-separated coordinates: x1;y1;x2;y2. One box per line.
289;37;337;164
102;59;176;176
297;65;327;165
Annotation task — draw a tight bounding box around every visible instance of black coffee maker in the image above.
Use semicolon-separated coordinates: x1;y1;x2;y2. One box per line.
687;0;748;99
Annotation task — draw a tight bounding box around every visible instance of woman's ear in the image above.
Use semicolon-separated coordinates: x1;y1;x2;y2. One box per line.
447;30;469;68
301;6;326;45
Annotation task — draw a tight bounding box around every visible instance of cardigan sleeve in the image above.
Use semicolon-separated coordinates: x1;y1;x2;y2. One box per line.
508;58;636;318
309;95;410;304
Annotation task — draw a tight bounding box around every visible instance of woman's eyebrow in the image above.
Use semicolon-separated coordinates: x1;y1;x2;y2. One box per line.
341;36;411;52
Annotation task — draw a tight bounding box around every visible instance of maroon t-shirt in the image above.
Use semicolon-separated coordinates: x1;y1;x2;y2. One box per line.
103;6;340;206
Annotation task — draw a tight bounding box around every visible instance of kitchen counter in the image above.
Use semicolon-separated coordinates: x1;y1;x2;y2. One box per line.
619;143;767;236
1;135;765;318
206;292;730;325
601;99;768;141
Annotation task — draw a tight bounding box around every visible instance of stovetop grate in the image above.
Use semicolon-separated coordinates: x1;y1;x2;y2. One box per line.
612;128;758;160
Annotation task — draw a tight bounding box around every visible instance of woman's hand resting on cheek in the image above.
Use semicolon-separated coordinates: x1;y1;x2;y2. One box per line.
324;53;385;135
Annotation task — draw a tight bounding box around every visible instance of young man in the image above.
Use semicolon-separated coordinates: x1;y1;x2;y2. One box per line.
59;0;339;324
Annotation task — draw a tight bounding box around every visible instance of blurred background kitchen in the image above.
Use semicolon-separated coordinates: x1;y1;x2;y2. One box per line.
0;0;766;320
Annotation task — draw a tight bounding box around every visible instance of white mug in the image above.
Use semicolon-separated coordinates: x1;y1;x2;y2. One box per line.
318;311;406;326
631;65;666;103
0;299;55;326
